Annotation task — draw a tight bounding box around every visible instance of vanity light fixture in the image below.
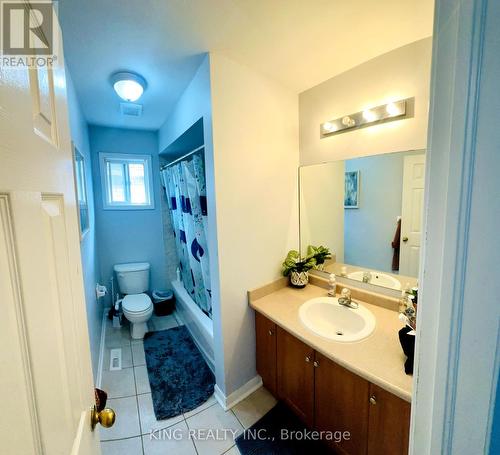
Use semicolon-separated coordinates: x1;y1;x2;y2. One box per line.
111;72;147;102
320;98;409;138
362;109;377;122
322;121;337;133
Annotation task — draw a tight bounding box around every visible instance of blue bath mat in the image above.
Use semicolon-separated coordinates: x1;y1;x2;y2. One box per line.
143;325;214;420
236;402;331;454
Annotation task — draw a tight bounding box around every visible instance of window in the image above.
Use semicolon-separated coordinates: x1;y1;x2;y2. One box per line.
73;145;89;237
99;153;154;209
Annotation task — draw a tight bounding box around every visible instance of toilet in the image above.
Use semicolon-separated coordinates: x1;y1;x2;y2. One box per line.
114;262;153;339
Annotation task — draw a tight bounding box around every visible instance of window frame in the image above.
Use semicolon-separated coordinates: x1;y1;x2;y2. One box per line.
99;152;155;210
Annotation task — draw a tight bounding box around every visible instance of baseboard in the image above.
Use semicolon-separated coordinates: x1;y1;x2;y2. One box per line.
214;375;263;411
96;308;108;388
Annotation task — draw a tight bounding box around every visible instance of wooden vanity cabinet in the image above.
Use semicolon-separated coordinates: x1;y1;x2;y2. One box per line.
255;312;277;396
254;312;411;455
276;326;315;426
314;352;369;455
367;383;411;455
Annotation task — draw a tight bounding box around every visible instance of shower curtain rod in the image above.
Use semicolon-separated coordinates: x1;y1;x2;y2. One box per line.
160;145;205;170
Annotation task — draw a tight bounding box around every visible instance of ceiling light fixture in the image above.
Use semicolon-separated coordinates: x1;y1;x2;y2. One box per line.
111;72;147;102
320;98;409;138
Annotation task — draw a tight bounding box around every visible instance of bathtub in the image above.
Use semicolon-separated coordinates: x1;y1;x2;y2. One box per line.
171;279;214;372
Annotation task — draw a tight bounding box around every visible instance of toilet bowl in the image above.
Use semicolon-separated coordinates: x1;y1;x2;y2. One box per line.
122;293;153;339
114;262;153;339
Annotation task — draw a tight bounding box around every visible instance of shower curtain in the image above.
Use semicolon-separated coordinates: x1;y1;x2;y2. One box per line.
161;151;212;317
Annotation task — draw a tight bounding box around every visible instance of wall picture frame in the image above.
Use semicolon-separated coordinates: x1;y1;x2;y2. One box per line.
72;142;90;239
344;170;359;208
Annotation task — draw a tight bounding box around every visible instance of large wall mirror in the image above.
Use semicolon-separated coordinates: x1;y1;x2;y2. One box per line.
299;149;426;292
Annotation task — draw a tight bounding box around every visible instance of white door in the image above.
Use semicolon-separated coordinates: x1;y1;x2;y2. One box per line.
400;153;426;277
0;3;101;455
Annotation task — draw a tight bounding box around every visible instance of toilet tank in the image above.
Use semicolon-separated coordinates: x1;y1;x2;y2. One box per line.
114;262;150;295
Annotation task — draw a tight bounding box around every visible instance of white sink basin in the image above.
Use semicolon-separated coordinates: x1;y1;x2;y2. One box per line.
299;297;376;342
347;271;402;290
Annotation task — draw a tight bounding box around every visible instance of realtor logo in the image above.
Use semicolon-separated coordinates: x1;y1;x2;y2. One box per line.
1;1;57;67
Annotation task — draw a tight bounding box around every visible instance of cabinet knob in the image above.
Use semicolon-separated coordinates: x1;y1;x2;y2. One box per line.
369;395;377;405
268;329;274;336
313;360;320;368
305;356;311;363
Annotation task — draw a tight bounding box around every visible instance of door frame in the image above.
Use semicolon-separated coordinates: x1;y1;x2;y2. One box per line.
411;0;498;453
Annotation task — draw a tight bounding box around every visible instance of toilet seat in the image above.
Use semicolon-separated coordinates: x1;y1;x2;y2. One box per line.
122;293;152;314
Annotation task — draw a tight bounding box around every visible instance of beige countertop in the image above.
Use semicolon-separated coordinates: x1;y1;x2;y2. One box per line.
249;282;413;402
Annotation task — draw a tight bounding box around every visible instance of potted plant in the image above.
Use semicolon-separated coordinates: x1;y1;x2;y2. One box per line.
307;245;332;271
282;250;316;288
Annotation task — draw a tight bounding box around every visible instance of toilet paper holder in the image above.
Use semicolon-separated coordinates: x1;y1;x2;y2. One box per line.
96;284;107;299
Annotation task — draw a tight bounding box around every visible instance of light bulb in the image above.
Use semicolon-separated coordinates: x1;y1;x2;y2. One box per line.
386;102;401;117
322;122;337;133
363;109;377;122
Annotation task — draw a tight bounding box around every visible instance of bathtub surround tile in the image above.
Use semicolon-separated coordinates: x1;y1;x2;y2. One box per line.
186;404;243;455
142;421;197;455
232;387;277;429
134;365;152;394
103;345;133;371
138;393;183;435
101;396;141;441
101;367;136;398
101;436;144;454
132;342;146;366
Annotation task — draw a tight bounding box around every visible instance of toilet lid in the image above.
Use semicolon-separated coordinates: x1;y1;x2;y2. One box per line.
122;293;152;313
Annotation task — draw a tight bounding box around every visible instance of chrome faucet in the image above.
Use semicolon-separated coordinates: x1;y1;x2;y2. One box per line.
338;288;359;309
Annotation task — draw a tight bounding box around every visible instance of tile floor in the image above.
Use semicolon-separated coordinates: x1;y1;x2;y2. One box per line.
100;312;277;455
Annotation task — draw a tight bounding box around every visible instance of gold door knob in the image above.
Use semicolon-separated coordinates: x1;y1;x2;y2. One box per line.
91;405;116;430
402;236;409;242
369;395;377;405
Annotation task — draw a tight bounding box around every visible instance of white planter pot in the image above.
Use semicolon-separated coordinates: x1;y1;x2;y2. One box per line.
290;271;309;288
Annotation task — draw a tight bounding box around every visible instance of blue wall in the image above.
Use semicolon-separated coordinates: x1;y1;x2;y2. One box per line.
491;371;500;454
344;150;423;273
66;71;102;379
89;126;167;295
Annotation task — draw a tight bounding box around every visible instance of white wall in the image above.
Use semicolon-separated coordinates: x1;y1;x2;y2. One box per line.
209;53;299;396
299;161;345;261
299;38;432;165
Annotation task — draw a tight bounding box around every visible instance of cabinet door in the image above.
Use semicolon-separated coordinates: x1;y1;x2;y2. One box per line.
314;353;369;455
367;384;411;455
255;312;277;396
277;326;315;426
